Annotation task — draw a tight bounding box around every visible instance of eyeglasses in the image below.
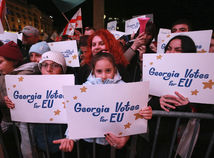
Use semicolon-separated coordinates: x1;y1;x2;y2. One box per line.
41;63;61;69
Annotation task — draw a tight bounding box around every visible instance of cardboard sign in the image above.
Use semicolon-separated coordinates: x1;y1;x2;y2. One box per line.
110;30;126;40
5;75;75;123
125;14;153;34
107;21;117;31
143;53;214;104
0;32;18;44
63;82;149;139
157;30;213;54
48;40;80;67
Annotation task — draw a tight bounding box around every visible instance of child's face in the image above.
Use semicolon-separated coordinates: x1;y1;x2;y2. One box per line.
94;58;115;82
30;52;42;63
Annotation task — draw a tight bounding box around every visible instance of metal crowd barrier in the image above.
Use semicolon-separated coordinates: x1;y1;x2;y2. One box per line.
0;110;213;158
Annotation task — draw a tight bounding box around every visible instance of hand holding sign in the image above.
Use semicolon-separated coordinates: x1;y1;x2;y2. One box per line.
160;91;189;112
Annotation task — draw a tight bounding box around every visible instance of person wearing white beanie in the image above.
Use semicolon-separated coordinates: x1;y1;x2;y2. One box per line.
39;51;67;74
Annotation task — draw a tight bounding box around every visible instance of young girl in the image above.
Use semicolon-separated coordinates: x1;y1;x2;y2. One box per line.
53;51;152;158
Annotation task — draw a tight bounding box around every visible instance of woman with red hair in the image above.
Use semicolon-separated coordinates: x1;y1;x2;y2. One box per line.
75;29;130;84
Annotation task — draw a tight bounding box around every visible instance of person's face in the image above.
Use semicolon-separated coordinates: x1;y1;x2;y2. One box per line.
29;52;42;63
91;36;106;56
22;34;39;45
209;38;214;53
0;56;16;74
84;29;95;36
165;39;182;53
40;60;63;75
94;58;115;82
171;24;189;33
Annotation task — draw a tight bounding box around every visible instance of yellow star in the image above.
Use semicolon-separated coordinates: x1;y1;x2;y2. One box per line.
150;62;153;65
156;55;162;60
72;55;77;59
68;60;72;63
167;34;170;38
73;96;77;100
118;132;123;136
62;102;65;105
202;80;214;89
80;86;87;92
191;89;199;95
66;100;69;103
13;85;16;88
18;76;24;82
8;88;10;90
50;118;53;121
124;122;131;129
54;109;61;115
64;105;66;108
197;49;207;53
162;40;165;42
134;113;144;120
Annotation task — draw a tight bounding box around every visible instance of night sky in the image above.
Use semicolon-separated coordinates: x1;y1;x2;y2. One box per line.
28;0;214;33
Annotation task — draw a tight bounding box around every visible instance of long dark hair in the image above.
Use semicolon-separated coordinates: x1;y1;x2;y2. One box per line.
164;35;197;53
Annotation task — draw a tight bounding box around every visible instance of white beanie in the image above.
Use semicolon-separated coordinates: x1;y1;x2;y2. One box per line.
39;51;67;73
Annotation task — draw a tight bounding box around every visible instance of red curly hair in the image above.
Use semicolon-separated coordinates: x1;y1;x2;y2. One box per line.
81;29;129;67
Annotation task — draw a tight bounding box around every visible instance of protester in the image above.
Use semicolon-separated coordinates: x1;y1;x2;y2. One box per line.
84;26;95;36
124;21;157;82
171;18;192;33
29;41;50;63
53;52;152;158
18;26;40;62
75;29;129;85
148;35;197;158
0;41;40;158
5;51;74;158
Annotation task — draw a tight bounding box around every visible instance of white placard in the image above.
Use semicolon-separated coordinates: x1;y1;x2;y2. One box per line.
157;30;213;54
125;14;154;34
48;40;80;67
143;53;214;104
110;30;126;40
107;21;117;31
0;32;18;44
5;75;75;123
63;82;149;139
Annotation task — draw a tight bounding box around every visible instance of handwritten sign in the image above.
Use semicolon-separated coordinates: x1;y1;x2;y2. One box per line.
0;32;18;44
5;75;75;123
63;82;149;139
143;53;214;104
107;21;117;31
157;30;213;54
125;14;153;34
48;40;80;67
110;30;126;40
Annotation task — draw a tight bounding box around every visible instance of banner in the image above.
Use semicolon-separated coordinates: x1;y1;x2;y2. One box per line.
0;31;18;43
157;30;213;54
107;21;117;31
5;75;75;123
63;82;149;139
110;30;126;40
143;53;214;104
48;40;80;67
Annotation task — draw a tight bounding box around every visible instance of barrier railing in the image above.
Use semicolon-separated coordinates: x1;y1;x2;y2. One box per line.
0;110;213;158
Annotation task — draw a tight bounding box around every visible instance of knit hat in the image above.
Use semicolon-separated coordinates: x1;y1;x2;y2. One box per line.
20;26;39;37
0;41;23;61
29;41;50;55
39;51;67;73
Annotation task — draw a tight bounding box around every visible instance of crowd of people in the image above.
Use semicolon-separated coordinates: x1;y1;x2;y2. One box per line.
0;17;213;158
